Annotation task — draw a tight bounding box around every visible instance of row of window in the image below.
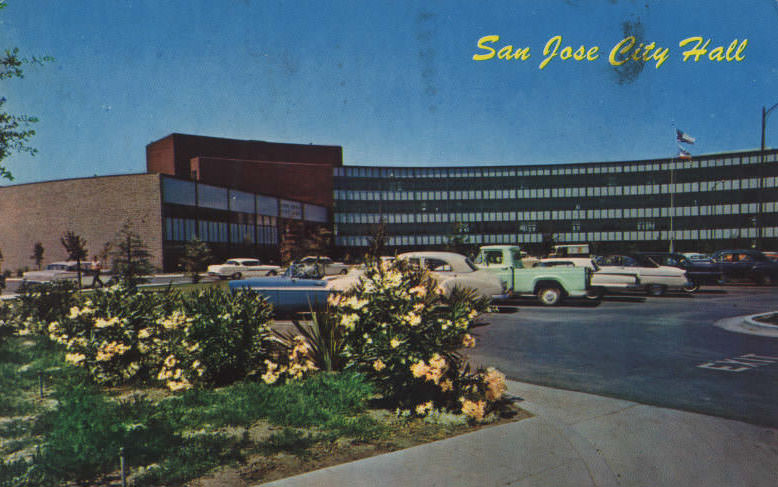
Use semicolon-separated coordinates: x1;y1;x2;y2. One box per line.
334;152;777;179
164;217;279;244
161;176;328;222
335;176;774;202
335;226;778;248
334;201;776;225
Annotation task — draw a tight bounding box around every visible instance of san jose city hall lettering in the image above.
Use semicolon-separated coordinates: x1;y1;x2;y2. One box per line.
473;35;748;70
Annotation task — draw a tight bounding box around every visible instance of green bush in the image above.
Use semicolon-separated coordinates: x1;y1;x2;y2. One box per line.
330;260;505;421
13;280;78;336
45;285;275;390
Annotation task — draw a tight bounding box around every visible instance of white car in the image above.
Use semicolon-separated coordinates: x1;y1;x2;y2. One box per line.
22;261;87;283
595;254;695;296
207;258;281;280
396;251;510;301
298;256;350;276
535;257;641;299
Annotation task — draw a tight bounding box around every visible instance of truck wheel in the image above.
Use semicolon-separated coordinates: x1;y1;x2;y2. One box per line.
340;269;349;275
646;284;666;297
537;286;562;306
585;287;605;300
231;272;242;280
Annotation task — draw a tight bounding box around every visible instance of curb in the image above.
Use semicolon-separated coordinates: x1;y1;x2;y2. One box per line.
714;312;778;337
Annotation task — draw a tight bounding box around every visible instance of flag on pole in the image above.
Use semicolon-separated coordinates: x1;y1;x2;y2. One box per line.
678;147;692;159
676;129;695;144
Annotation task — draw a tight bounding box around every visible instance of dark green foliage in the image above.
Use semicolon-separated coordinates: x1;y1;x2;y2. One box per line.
36;384;181;484
110;221;154;287
180;288;274;385
133;434;244;487
179;237;213;283
14;280;78;334
0;37;53;181
288;309;347;372
60;231;87;288
29;242;44;270
261;428;333;458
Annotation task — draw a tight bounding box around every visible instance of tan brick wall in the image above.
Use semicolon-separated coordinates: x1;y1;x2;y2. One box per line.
0;174;164;273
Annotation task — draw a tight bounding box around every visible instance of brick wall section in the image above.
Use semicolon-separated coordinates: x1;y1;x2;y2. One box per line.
191;157;335;207
0;174;163;273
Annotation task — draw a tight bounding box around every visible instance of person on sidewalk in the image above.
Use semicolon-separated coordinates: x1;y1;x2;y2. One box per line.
91;258;104;288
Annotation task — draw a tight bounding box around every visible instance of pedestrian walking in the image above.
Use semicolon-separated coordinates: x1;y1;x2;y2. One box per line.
91;258;104;288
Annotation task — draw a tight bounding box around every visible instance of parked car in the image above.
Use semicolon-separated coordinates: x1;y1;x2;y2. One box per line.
22;261;88;283
298;256;350;276
207;258;281;280
227;262;337;315
634;252;723;287
710;249;778;285
595;254;695;296
474;245;592;305
535;257;641;299
396;251;510;301
682;252;713;263
762;251;778;262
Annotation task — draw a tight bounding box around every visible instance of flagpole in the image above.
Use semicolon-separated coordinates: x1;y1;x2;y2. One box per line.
669;159;674;253
669;124;675;253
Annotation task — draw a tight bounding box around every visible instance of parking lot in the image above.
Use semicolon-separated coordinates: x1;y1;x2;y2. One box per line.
467;285;778;427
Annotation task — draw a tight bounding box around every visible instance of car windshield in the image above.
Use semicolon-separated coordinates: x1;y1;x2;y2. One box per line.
286;261;324;279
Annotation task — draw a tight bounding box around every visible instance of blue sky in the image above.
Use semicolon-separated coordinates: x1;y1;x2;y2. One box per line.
2;0;778;184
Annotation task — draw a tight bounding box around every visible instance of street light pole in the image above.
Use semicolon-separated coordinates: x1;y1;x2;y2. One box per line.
758;102;778;249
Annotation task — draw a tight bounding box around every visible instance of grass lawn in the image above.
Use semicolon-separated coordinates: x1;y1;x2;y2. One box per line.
0;336;529;487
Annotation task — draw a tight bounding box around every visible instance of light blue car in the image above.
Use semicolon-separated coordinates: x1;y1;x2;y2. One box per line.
228;262;332;314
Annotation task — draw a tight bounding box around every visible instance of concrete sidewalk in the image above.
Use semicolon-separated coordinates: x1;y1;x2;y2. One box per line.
257;380;778;487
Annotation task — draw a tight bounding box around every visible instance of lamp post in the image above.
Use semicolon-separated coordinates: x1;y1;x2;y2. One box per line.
758;102;778;249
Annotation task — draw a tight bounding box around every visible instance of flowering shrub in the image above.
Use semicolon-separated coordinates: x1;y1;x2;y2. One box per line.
12;280;79;336
330;260;506;421
45;285;275;390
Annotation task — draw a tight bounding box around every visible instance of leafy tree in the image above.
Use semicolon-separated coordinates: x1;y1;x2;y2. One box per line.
279;221;304;265
446;222;473;257
179;237;213;283
30;241;44;269
304;225;333;257
110;221;154;287
365;218;388;262
61;231;87;288
0;2;53;181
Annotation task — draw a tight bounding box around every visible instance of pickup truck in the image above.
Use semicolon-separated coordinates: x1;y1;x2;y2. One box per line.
473;245;592;305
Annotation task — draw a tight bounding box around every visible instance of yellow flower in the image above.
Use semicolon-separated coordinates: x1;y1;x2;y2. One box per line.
385;270;403;288
468;309;479;319
440;379;454;392
340;313;359;331
410;361;428;378
415;401;433;415
164;354;177;368
167;378;192;392
390;338;401;349
94;317;118;329
461;399;486;421
408;285;427;297
48;321;60;333
462;334;476;348
138;328;152;339
65;353;86;366
373;359;386;371
484;367;507;401
404;312;421;327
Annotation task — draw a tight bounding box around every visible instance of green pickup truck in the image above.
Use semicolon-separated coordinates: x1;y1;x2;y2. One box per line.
473;245;592;305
